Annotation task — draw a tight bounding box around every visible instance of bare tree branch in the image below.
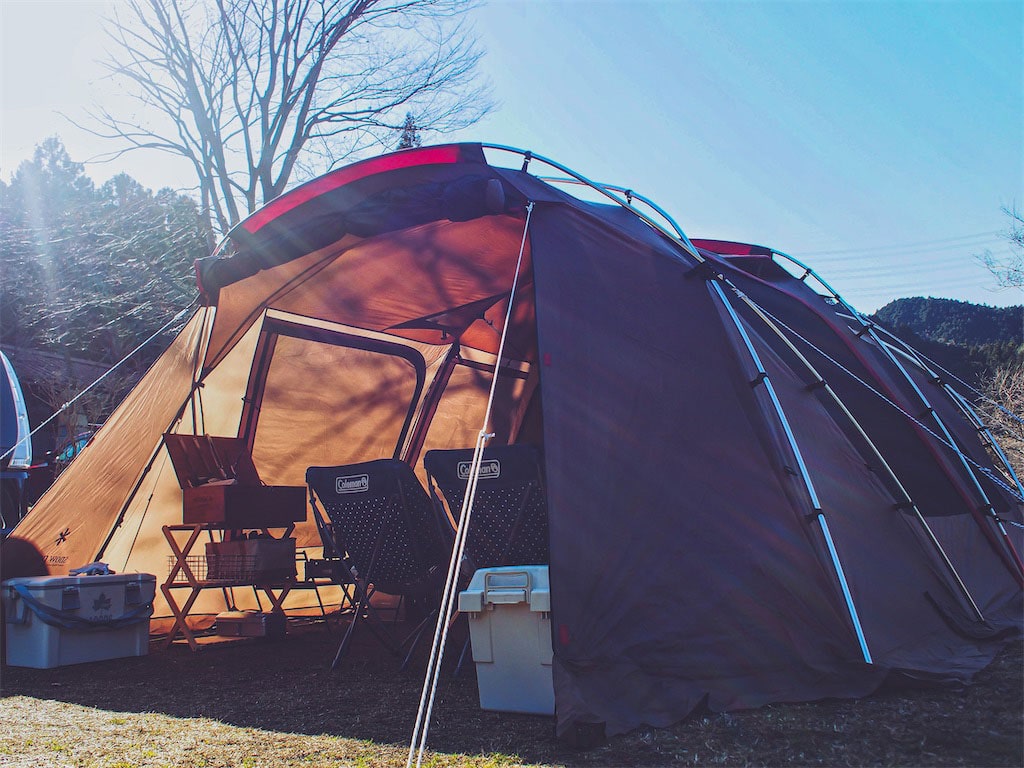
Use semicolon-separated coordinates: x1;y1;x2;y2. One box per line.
978;205;1024;289
84;0;490;234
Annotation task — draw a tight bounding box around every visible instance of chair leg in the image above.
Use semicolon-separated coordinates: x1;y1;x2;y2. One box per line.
360;602;402;653
392;595;404;626
331;603;362;670
331;583;407;669
331;579;374;669
397;609;440;673
306;580;331;634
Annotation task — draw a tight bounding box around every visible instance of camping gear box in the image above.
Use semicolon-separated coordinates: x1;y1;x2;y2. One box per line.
164;434;306;528
182;484;306;528
3;573;155;668
458;566;554;715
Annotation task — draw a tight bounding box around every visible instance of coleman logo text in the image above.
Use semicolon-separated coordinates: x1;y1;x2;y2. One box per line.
337;474;369;494
457;460;500;481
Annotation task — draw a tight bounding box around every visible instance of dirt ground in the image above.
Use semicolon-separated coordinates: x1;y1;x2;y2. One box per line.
0;619;1021;768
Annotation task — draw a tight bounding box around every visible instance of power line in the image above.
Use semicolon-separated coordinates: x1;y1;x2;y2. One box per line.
792;230;1002;258
823;263;992;281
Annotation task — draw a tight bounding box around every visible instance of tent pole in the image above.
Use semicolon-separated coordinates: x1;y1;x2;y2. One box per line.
483;144;706;260
757;300;1024;583
872;323;1024;434
945;385;1024;496
485;142;1022;581
736;296;987;623
708;280;873;664
767;250;1024;582
408;202;536;768
485;151;1021;526
876;331;1024;499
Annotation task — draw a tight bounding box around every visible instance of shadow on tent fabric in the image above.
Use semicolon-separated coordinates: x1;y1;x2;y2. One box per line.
0;535;47;581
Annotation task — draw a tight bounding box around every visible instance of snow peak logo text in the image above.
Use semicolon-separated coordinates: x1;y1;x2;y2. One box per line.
336;474;369;494
457;460;500;481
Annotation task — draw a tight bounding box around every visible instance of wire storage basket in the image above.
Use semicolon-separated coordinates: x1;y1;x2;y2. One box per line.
205;553;260;582
166;554;258;582
166;538;295;583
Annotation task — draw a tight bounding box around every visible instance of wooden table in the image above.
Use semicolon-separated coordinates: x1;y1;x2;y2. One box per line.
161;523;296;650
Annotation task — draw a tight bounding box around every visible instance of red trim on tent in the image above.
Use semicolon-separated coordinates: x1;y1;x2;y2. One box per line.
241;145;471;234
691;239;773;257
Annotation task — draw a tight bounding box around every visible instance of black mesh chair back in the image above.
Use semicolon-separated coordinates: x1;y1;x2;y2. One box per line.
424;444;549;568
306;458;448;595
305;458;451;669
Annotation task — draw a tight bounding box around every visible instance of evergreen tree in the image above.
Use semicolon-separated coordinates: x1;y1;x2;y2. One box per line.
0;138;209;436
397;113;423;150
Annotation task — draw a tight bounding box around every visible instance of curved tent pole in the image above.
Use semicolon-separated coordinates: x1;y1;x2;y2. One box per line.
756;301;1024;507
782;248;1023;495
753;301;1024;585
485;144;1022;581
482;144;707;263
872;327;1024;499
767;249;1024;580
481;142;1017;605
733;293;987;623
944;386;1024;496
708;279;874;664
753;301;1024;581
496;143;1019;512
534;175;692;242
871;324;1024;429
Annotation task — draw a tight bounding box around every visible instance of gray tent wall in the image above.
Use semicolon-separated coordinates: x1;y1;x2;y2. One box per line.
533;204;871;733
517;186;1019;736
709;253;1024;621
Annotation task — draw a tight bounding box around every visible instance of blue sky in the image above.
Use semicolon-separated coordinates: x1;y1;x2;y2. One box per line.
2;0;1021;312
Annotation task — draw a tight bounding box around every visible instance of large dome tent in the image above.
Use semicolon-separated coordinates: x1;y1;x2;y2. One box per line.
3;143;1021;739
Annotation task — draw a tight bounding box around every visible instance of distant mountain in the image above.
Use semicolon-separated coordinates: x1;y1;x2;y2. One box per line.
873;297;1022;346
871;297;1023;386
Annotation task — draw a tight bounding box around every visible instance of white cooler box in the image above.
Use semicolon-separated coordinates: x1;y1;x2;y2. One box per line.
3;573;155;668
458;565;554;715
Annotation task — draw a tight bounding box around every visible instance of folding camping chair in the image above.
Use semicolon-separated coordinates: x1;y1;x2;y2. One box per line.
306;459;452;671
423;444;550;673
424;443;550;570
